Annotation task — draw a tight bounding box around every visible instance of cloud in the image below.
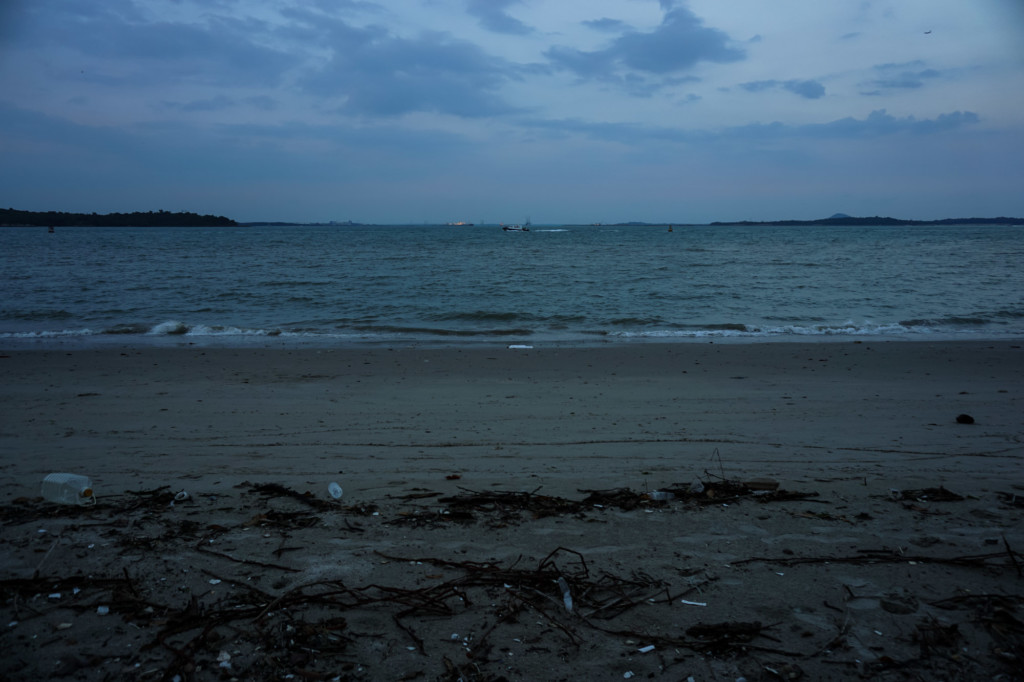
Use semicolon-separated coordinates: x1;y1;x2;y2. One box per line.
861;61;943;95
466;0;532;35
293;13;524;117
740;79;826;99
9;1;299;88
739;109;980;140
583;17;628;33
545;7;744;91
519;108;979;147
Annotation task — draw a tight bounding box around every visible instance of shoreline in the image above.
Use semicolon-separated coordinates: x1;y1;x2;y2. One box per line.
2;339;1022;494
2;339;1022;680
3;330;1024;352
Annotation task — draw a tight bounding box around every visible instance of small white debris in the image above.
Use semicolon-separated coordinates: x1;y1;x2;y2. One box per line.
557;577;573;613
638;644;656;653
681;599;707;606
96;606;110;616
623;672;635;679
209;579;222;585
56;622;72;630
48;593;61;600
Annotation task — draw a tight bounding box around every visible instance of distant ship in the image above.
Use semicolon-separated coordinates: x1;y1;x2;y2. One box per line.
446;221;474;226
501;218;531;232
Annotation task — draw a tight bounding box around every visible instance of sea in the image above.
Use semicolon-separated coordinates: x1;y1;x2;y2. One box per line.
2;223;1022;349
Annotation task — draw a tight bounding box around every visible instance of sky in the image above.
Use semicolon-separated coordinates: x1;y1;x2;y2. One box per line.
1;0;1022;224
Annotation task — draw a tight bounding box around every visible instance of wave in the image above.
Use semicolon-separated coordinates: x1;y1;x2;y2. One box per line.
611;319;1014;340
353;324;535;337
3;313;1023;347
429;311;587;326
0;309;74;321
900;310;1024;327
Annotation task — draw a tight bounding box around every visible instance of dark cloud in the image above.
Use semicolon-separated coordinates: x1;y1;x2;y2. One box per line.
861;61;943;95
466;0;531;35
583;18;628;33
300;17;524;117
546;7;744;90
784;80;825;99
9;0;299;88
740;79;825;99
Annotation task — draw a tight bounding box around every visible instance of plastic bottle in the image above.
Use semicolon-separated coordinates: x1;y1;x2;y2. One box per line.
40;473;96;506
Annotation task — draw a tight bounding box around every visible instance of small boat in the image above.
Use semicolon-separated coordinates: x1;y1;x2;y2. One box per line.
502;218;531;232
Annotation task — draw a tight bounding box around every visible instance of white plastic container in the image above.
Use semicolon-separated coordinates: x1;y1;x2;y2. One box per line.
40;473;96;506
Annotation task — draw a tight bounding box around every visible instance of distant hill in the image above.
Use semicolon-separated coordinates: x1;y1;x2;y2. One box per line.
0;208;236;227
708;215;1024;227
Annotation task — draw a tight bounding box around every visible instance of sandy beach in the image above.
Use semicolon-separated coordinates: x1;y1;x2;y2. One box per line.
1;340;1022;680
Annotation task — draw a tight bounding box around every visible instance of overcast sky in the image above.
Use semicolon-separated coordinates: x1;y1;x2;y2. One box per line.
1;0;1022;224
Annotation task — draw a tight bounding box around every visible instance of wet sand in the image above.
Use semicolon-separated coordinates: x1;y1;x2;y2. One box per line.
1;340;1022;680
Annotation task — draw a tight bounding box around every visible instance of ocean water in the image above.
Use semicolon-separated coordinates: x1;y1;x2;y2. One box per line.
1;223;1022;348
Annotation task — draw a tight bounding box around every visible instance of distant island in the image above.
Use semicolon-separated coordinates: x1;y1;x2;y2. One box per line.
604;215;1024;227
705;215;1024;227
0;208;236;227
3;207;1022;228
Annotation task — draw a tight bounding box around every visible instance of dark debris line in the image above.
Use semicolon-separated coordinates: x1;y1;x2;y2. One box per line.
1;480;1023;680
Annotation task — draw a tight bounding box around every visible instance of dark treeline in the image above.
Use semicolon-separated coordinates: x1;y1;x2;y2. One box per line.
0;208;236;227
709;216;1024;227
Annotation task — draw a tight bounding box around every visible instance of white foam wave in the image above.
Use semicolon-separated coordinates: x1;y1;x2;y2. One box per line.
613;320;997;340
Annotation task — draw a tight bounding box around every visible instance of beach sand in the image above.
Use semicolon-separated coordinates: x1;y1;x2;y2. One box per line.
1;341;1022;680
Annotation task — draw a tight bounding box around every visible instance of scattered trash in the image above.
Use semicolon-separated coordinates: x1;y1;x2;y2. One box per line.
637;644;655;653
647;490;674;502
328;482;343;499
96;605;110;616
890;487;965;503
557;576;573;612
40;473;95;506
743;478;780;491
681;599;707;606
173;490;190;502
